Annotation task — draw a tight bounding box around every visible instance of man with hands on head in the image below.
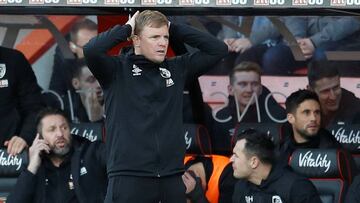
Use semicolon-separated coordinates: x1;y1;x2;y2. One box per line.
84;10;228;203
7;107;107;203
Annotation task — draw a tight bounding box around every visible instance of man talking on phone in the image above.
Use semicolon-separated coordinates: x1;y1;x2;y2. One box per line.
7;107;107;203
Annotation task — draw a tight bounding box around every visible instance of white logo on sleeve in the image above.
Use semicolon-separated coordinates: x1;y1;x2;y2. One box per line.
0;64;6;79
272;196;283;203
132;64;142;76
245;195;253;203
80;166;88;176
159;67;174;87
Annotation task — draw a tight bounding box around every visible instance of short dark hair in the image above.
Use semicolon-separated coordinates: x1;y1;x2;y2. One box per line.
308;60;340;89
285;89;320;114
70;18;97;43
71;58;87;79
234;129;275;165
229;61;262;85
36;107;70;134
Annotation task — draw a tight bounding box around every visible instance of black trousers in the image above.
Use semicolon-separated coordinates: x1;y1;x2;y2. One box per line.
104;174;186;203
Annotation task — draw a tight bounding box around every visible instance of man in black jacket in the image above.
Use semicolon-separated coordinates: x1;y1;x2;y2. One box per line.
279;90;342;162
7;107;107;203
49;18;98;98
0;46;43;156
84;10;227;202
208;61;286;155
231;129;321;203
68;59;104;123
307;60;360;128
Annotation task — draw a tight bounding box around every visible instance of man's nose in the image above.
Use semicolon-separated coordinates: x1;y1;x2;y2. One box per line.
329;89;336;99
55;128;64;137
158;37;168;46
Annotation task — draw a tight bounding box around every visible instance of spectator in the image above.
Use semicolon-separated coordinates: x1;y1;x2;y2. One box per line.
0;46;43;156
49;18;97;97
263;16;360;74
7;107;107;203
69;59;104;123
183;155;236;203
279;89;341;162
231;128;321;203
345;174;360;203
208;61;286;155
84;10;227;202
221;16;281;69
307;60;360;128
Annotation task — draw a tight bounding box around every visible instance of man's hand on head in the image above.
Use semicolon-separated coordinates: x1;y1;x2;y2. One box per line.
4;135;28;156
125;11;140;36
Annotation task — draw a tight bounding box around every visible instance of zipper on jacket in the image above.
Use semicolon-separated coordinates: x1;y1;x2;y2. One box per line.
155;110;161;178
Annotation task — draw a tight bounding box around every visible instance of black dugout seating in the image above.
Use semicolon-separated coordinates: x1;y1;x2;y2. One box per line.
70;122;103;142
327;124;360;170
183;123;212;155
289;149;353;203
0;148;28;200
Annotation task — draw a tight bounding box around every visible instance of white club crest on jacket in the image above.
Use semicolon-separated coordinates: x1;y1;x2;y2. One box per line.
0;64;6;79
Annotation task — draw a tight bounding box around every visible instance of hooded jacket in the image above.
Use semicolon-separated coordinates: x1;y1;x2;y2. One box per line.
0;46;43;146
84;23;227;177
7;137;107;203
232;164;321;203
278;124;342;162
208;86;286;155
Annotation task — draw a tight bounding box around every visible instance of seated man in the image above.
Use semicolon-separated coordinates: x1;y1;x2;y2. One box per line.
208;61;286;155
261;16;360;75
221;16;282;71
307;60;360;128
279;89;341;162
49;18;98;97
231;129;321;203
7;107;107;203
69;59;104;123
183;155;237;203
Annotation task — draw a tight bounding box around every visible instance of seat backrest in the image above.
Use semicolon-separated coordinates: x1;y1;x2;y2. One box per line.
328;124;360;171
183;123;212;155
70;122;103;142
327;124;360;154
289;148;351;203
0;148;28;200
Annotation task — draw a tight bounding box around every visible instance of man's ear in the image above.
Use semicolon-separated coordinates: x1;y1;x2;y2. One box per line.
72;78;80;90
132;35;140;47
287;113;295;124
250;156;259;169
228;84;234;96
